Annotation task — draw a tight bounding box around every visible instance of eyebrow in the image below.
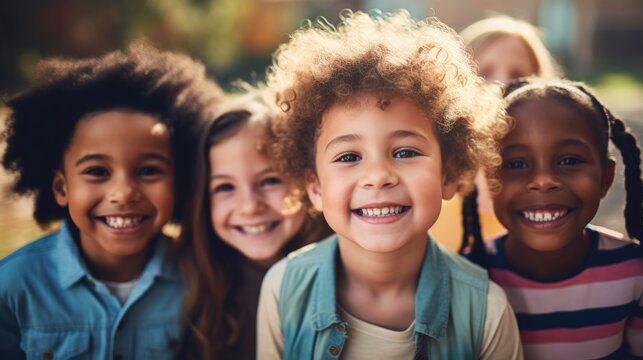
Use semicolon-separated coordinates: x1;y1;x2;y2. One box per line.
325;134;361;151
75;152;172;167
209;166;276;182
324;130;429;151
390;129;429;142
501;143;529;153
502;139;593;153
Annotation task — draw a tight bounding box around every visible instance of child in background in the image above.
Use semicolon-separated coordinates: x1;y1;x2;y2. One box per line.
176;86;331;359
433;15;562;249
461;15;560;86
258;10;522;359
0;43;222;359
462;77;642;359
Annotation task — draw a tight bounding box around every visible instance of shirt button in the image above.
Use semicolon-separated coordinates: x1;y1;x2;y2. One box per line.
328;345;340;356
42;350;53;360
335;323;347;333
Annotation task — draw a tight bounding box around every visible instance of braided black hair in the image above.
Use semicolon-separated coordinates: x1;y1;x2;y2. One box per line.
460;77;642;266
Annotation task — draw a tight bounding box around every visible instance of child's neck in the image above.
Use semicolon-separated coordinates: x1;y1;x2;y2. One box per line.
80;240;156;283
335;236;426;331
504;230;591;281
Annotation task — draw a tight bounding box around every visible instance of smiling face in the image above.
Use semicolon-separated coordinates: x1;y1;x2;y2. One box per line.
476;35;538;86
208;122;306;266
307;92;457;254
53;111;175;266
494;98;615;253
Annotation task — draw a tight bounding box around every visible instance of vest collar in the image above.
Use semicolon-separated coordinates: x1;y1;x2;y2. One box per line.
413;236;450;340
310;237;344;330
309;235;451;340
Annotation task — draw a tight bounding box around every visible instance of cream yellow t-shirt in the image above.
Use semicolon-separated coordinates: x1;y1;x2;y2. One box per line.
256;258;523;360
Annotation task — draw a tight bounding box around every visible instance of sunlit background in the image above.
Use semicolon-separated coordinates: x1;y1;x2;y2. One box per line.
1;0;642;257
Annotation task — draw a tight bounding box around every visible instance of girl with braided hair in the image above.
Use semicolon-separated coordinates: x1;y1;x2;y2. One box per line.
461;77;643;359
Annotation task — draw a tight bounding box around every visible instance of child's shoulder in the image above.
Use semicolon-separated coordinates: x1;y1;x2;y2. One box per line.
0;230;60;269
588;224;640;250
286;234;336;266
434;241;489;290
587;225;642;270
0;230;62;289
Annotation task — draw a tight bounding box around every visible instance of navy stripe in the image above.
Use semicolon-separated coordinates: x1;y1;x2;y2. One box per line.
584;227;641;267
516;301;637;330
634;305;643;318
487;228;641;278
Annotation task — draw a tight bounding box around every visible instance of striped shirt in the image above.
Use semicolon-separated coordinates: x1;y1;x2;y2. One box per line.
487;225;643;359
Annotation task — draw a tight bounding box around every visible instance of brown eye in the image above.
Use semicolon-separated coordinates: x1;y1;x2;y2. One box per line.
83;167;109;177
559;157;582;166
503;159;528;170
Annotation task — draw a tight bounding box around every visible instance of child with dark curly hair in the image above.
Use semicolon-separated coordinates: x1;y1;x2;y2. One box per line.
0;43;222;359
257;10;522;359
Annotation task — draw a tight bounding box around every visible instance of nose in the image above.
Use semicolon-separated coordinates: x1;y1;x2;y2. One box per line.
108;176;141;205
526;168;563;193
239;187;267;215
360;159;399;189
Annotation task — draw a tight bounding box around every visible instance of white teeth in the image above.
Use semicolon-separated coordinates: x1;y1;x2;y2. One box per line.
359;206;403;217
241;223;272;234
522;210;567;222
104;216;144;229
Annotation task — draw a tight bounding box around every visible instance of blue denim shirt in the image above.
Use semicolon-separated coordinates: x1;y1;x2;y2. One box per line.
279;235;489;359
0;221;184;359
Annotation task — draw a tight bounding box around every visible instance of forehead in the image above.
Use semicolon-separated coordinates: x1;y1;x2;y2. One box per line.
319;93;435;136
209;122;268;165
476;35;536;66
505;98;601;147
67;110;171;154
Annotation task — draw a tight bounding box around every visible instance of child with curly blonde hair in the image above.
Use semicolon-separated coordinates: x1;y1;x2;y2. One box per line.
257;10;522;359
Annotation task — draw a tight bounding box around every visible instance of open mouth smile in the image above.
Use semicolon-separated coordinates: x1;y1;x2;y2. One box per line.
353;205;410;218
235;221;280;235
99;215;147;229
521;209;568;222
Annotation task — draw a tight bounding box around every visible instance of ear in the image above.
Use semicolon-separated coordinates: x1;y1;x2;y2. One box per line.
441;170;458;200
305;174;323;212
600;158;616;198
52;170;69;206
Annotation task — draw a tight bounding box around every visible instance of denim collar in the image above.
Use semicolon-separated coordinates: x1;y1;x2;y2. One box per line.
55;219;179;288
310;237;344;331
309;235;450;340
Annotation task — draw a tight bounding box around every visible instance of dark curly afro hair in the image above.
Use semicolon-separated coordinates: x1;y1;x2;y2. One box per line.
2;42;223;227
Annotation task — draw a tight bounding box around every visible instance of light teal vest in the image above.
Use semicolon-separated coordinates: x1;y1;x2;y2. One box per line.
279;235;489;360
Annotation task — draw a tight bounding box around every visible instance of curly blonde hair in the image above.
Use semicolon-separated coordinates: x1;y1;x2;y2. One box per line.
267;9;509;196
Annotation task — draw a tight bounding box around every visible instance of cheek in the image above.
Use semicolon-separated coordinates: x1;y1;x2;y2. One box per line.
209;198;232;231
149;184;176;215
264;188;291;214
